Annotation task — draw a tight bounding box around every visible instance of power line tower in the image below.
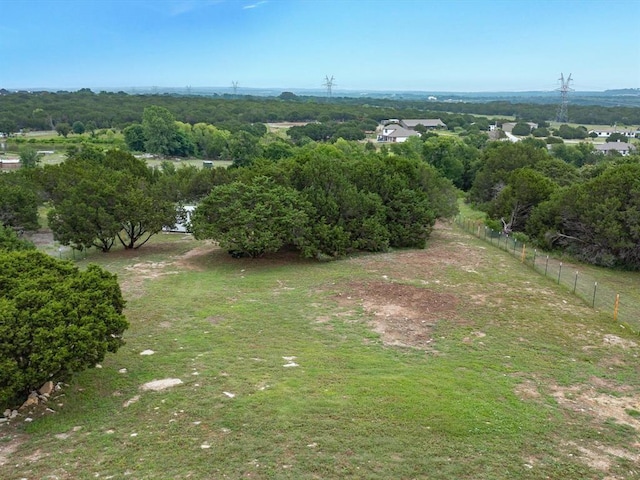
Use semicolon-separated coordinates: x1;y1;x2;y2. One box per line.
556;73;573;123
231;81;238;96
323;75;335;99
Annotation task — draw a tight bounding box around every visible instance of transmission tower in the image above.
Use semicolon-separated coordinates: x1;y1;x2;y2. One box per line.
323;75;335;99
231;81;238;96
556;73;573;123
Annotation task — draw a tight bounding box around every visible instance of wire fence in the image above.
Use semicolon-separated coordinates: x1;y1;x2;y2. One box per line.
455;216;640;334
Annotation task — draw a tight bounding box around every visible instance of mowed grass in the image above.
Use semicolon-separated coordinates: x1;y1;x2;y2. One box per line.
2;227;639;479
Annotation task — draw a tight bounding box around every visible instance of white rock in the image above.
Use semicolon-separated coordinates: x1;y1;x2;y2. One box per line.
223;392;235;398
283;362;299;368
130;433;138;437
200;443;211;449
140;378;183;391
24;417;33;422
3;409;11;418
282;356;296;361
118;368;128;374
140;350;155;356
123;396;140;408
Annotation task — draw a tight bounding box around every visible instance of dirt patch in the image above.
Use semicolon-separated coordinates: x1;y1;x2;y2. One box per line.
514;379;542;400
564;440;640;473
174;242;219;270
549;382;640;431
334;281;459;349
350;223;485;282
602;334;638;349
0;434;27;467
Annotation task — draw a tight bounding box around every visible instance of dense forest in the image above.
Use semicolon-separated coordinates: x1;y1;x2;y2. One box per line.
1;90;640;135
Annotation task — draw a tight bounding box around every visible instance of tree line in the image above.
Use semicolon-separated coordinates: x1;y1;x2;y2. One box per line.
2;89;638;137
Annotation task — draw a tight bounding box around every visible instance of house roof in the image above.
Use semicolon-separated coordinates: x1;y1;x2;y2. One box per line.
384;125;420;138
595;142;636;151
588;127;638;133
401;119;446;128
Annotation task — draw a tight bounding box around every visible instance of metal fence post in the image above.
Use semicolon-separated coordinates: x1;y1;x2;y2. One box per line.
545;256;549;276
573;271;578;294
592;282;598;307
558;262;563;284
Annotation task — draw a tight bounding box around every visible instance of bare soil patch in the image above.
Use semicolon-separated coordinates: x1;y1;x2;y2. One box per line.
334;280;459;349
549;382;640;431
351;222;485;282
0;434;26;467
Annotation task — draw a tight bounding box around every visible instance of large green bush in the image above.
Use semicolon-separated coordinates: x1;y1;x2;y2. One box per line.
0;251;128;408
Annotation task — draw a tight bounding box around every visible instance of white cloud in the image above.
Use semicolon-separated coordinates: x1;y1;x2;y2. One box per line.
243;1;267;10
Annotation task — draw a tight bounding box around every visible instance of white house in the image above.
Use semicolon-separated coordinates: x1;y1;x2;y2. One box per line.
595;141;637;156
376;124;421;143
588;126;639;138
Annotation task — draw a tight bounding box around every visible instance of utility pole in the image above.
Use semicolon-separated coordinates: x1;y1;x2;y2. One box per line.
231;81;239;96
556;73;573;123
323;75;335;99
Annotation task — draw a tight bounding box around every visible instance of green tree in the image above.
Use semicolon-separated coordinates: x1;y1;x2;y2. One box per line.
469;141;549;206
142;106;178;156
606;132;628;143
47;162;124;252
19;147;42;169
0;119;18;136
115;179;178;249
0;173;40;230
0;250;128;408
228;130;262;168
47;157;173;252
123;124;146;152
191;177;311;257
192;123;230;159
72;121;85;135
527;163;640;268
421;136;465;188
511;122;532;136
55;122;72;138
487;168;556;233
85;120;97;137
531;127;550;137
0;224;35;252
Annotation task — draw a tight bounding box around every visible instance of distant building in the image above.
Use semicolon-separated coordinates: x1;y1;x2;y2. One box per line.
0;159;21;171
595;141;637;156
376;124;420;143
400;119;447;130
500;122;538;133
588;127;639;138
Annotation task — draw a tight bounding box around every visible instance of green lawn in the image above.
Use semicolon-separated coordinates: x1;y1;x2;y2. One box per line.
1;225;639;479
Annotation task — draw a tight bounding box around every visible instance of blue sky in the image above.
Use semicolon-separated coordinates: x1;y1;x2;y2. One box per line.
1;0;639;92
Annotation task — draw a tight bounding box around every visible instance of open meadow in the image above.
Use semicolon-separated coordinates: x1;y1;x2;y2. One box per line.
1;223;639;479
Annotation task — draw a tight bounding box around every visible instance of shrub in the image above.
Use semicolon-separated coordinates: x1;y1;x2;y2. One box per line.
0;251;128;408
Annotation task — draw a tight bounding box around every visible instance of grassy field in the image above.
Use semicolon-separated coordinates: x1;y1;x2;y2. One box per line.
1;223;639;479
